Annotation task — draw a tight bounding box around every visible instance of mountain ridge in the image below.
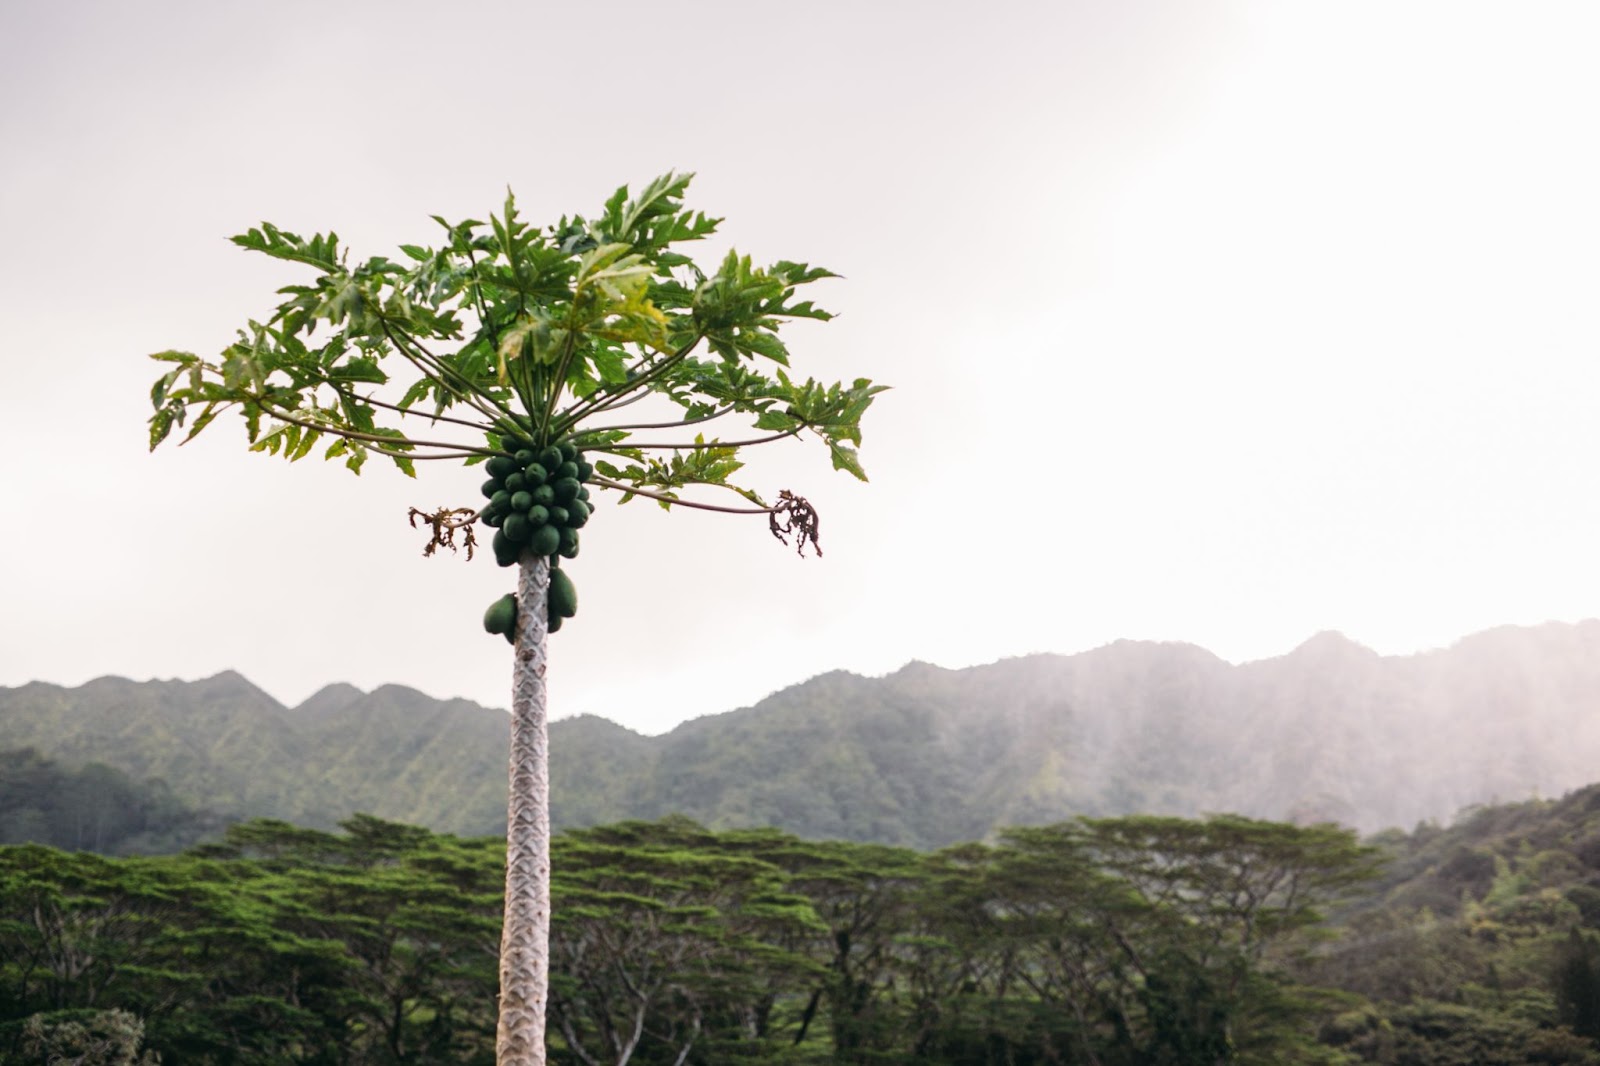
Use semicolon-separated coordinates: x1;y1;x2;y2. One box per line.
5;621;1600;847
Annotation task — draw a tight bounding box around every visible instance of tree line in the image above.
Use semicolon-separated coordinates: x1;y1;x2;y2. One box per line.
12;806;1600;1064
0;811;1398;1065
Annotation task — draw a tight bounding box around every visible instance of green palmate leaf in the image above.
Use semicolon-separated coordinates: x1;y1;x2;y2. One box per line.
326;355;385;384
733;328;789;364
179;403;222;445
590;346;627;386
753;409;800;432
148;405;178;449
828;441;866;481
230;223;343;270
496;313;554;380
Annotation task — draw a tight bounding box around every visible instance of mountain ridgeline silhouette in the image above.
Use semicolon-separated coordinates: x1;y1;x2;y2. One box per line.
2;622;1597;849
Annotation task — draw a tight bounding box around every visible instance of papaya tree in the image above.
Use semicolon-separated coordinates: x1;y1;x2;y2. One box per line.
144;173;884;1066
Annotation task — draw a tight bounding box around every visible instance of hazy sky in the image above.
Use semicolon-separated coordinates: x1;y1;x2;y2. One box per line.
3;1;1598;735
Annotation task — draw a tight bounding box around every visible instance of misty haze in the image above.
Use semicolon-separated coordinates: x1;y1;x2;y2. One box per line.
6;0;1600;1062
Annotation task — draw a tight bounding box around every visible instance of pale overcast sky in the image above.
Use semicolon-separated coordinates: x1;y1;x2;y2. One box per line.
3;1;1598;734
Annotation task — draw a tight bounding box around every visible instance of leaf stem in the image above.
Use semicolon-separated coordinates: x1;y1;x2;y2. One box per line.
585;404;736;433
253;397;500;456
552;333;703;436
571;389;653;420
590;475;776;515
540;318;583;444
620;428;802;450
333;385;492;433
382;321;515;426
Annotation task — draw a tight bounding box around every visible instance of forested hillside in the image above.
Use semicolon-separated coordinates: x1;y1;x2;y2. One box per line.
0;748;224;854
1287;781;1600;1062
4;621;1599;848
0;812;1383;1064
12;787;1600;1064
0;673;507;837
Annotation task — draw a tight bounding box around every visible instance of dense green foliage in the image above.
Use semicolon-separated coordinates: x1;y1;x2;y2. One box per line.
0;748;226;855
0;813;1381;1064
145;173;883;562
8;623;1600;849
1294;785;1600;1064
16;789;1600;1063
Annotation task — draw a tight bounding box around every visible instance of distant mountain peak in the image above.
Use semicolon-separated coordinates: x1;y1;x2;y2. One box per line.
190;670;280;704
556;713;646;739
892;660;954;678
1288;630;1377;657
292;683;366;717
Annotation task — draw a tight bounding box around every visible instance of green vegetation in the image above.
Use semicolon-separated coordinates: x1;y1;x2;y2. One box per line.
0;748;225;855
1;812;1380;1065
1295;786;1600;1064
13;786;1600;1062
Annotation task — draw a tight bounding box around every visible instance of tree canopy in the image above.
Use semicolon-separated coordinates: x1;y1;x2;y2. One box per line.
148;173;884;535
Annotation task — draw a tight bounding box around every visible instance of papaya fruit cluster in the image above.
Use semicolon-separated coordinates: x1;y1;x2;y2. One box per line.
479;440;594;567
481;566;579;645
479;439;592;641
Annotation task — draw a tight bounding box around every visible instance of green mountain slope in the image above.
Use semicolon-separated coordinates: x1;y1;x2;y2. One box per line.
5;620;1600;848
0;747;226;854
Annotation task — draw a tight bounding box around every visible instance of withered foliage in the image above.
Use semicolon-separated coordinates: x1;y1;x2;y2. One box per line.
768;491;821;558
409;506;479;560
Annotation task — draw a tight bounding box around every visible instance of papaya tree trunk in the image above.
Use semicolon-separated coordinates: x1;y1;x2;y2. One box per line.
498;553;551;1066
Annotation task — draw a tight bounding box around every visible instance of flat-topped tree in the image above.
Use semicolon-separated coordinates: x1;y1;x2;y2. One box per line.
145;173;884;1066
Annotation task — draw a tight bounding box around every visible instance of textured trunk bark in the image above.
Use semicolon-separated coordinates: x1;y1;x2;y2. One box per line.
498;554;551;1066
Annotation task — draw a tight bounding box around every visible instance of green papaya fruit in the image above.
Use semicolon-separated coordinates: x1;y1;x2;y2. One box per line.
576;485;591;502
547;613;563;634
527;504;550;527
532;484;556;506
552;477;580;503
548;568;578;619
567;501;590;528
514;448;537;467
558;529;580;559
489;489;511;512
510;490;533;513
521;461;548;485
503;513;530;543
574;458;594;481
529;524;560;556
486;455;517;480
480;506;505;528
504;472;527;493
483;593;517;635
492;529;519;567
481;478;502;499
556;461;580;481
558;441;578;463
539;445;564;470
